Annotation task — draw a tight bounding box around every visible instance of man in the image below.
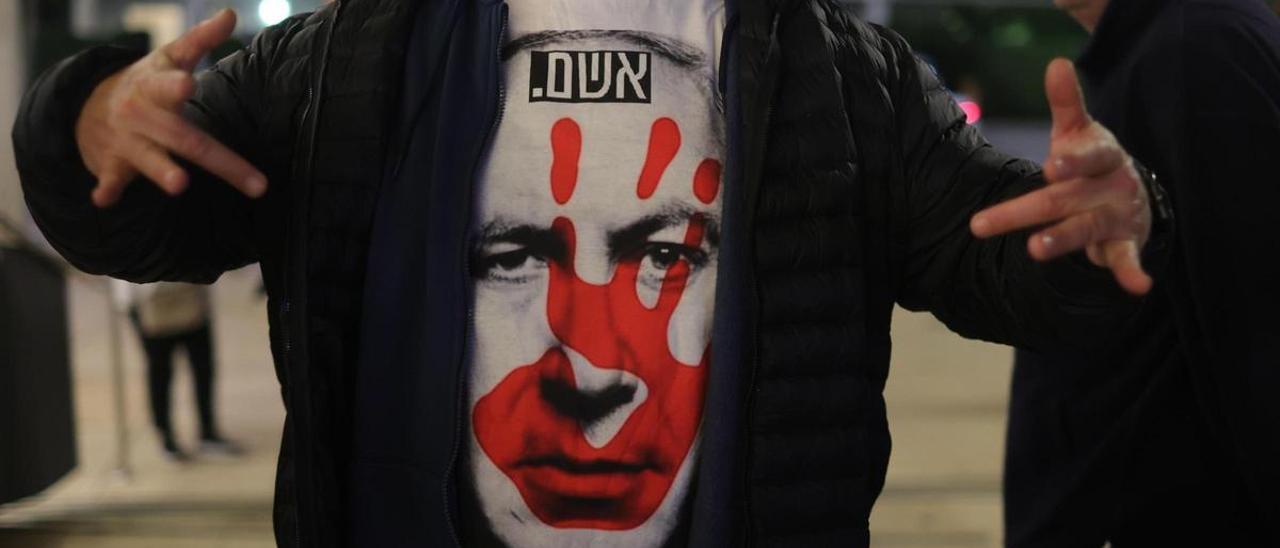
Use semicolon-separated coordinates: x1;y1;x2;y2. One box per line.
1007;0;1280;546
117;281;240;460
14;1;1164;546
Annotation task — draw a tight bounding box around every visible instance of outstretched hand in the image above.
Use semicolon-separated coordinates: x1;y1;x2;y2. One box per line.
75;9;267;208
970;59;1153;296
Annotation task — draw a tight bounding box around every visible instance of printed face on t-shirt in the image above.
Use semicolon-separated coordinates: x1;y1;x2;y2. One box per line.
468;32;723;547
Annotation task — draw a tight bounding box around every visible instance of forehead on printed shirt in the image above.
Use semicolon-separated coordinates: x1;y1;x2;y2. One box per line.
502;30;724;115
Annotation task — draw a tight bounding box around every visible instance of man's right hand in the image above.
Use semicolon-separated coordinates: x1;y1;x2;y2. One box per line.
76;9;267;208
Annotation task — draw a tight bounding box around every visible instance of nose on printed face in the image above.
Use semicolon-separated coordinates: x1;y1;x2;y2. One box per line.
540;346;649;448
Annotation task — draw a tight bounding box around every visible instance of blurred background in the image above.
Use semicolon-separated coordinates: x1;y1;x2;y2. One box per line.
0;0;1130;546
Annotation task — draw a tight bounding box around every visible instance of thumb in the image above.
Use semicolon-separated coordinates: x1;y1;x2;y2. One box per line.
1046;58;1091;137
162;9;238;71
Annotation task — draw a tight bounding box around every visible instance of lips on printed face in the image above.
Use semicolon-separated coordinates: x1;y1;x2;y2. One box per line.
472;114;722;531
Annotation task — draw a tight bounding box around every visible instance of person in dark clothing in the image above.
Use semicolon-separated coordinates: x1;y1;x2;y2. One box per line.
122;282;240;460
138;325;216;459
1006;0;1280;546
14;2;1169;546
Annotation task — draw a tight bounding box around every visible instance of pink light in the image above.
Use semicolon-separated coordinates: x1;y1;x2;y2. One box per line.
959;100;983;125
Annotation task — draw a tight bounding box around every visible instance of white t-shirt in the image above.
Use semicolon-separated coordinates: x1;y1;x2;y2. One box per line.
464;1;726;546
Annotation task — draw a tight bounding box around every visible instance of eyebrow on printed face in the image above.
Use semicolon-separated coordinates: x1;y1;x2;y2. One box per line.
474;203;722;262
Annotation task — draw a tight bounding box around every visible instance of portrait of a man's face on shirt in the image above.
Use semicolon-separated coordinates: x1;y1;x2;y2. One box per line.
467;30;724;547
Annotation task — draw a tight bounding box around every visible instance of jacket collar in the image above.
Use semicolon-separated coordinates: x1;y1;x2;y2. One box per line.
1077;0;1168;79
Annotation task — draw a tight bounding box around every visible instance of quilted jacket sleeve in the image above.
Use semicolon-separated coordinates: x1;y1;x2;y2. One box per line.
12;16;306;284
879;28;1160;353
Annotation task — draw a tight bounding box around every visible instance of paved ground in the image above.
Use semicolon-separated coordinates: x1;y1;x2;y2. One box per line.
0;267;281;547
0;262;1015;547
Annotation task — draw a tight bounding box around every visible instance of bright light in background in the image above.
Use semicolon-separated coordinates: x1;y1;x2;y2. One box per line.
959;100;982;125
122;4;185;51
258;0;291;26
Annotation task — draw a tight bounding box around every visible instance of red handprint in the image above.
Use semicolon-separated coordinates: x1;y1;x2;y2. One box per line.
473;117;721;529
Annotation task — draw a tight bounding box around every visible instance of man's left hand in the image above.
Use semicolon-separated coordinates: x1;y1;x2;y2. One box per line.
970;58;1153;296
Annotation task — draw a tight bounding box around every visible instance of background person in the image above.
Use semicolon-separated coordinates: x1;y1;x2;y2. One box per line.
116;281;241;460
1007;0;1280;545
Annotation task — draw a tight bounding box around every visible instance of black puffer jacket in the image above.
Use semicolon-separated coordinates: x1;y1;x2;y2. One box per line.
13;0;1152;545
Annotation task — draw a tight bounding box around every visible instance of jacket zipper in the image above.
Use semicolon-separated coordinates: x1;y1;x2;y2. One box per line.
441;5;509;546
283;0;339;544
741;12;781;545
281;76;311;548
281;80;307;366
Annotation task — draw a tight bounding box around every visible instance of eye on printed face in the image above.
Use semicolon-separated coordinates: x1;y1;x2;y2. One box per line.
467;34;723;547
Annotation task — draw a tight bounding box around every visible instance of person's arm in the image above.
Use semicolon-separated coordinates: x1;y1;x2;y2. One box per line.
872;28;1169;353
12;10;303;283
